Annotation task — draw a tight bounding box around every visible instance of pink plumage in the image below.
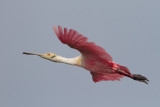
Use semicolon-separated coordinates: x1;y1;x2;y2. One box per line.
53;25;149;84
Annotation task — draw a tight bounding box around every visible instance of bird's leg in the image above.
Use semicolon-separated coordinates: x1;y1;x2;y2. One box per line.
115;69;149;84
115;69;132;78
132;74;149;84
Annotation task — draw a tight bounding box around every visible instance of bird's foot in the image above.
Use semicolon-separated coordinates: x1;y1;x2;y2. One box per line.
132;74;149;84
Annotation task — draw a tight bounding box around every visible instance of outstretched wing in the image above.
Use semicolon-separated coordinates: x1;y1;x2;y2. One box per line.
53;25;112;62
90;72;124;82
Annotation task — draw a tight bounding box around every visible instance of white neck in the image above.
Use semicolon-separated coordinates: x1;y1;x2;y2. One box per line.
53;55;82;66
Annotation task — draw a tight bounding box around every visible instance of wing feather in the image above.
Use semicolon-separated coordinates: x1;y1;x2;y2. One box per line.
53;25;112;61
90;72;124;82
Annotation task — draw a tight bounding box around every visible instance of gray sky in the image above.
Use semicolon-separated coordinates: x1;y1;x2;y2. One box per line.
0;0;160;107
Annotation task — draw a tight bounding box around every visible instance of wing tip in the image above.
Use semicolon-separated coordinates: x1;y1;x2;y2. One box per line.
53;25;58;35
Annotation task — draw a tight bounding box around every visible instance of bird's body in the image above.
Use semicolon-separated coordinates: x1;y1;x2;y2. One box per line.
23;25;149;84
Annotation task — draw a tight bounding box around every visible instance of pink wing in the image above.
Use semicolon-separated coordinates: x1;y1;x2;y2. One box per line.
90;72;124;82
53;25;123;82
53;25;112;62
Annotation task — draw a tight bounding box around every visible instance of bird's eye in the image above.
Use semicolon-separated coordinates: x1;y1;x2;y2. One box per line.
47;53;50;56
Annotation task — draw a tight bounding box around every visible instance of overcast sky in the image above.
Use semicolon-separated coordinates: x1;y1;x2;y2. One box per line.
0;0;160;107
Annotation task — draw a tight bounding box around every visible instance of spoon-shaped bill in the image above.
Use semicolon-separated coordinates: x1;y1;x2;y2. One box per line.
23;52;41;56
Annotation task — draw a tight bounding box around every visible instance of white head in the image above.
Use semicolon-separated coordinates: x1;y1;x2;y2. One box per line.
23;52;82;66
23;52;57;62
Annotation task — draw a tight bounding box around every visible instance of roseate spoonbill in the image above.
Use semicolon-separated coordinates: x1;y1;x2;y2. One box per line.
23;25;149;84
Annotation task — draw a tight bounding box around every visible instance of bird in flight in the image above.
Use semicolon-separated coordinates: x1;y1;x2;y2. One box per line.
23;25;149;84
